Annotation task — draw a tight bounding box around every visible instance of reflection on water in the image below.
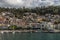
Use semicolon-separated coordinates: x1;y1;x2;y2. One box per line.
0;32;60;40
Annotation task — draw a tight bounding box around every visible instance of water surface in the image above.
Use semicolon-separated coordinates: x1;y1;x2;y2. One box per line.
0;32;60;40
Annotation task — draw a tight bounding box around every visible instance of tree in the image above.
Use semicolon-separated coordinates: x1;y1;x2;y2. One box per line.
8;25;17;30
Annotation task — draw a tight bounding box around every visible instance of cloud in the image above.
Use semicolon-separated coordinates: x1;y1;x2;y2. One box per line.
0;0;60;8
4;0;23;5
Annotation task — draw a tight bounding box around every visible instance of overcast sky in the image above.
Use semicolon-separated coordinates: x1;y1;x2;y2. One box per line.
0;0;60;8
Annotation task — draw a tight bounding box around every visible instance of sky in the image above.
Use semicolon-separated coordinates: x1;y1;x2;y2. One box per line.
0;0;60;8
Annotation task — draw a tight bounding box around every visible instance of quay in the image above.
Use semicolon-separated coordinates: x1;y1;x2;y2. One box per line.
0;30;60;34
0;30;39;34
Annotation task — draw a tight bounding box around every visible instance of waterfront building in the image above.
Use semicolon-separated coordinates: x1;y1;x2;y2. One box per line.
39;22;55;31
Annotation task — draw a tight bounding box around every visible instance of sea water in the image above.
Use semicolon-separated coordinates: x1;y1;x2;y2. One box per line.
0;32;60;40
